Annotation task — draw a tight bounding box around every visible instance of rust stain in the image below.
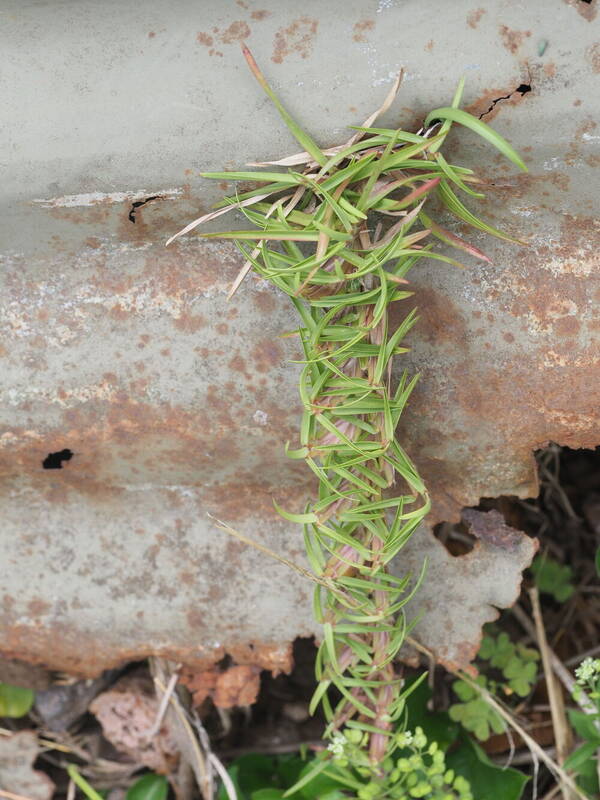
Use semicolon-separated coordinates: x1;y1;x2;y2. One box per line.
424;39;434;52
587;42;600;73
467;8;486;28
352;18;375;43
462;509;528;553
196;21;250;55
181;664;262;708
562;0;598;21
250;10;270;20
565;118;598;164
173;311;206;333
498;25;531;54
272;17;318;63
220;20;251;44
400;287;467;345
465;84;529;122
252;336;284;372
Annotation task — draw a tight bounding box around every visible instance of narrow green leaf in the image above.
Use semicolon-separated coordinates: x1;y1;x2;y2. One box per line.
424;106;528;171
243;45;327;167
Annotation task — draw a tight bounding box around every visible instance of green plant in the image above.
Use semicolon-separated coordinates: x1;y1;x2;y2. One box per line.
171;47;525;796
530;554;575;602
218;677;528;799
565;658;600;797
449;676;504;742
0;681;35;718
450;631;539;740
126;773;169;800
67;767;168;800
67;765;105;800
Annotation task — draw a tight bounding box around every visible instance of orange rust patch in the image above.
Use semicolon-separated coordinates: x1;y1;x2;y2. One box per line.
424;39;434;52
272;16;318;63
28;598;51;617
498;25;531;54
251;9;270;20
401;288;467;345
467;8;485;28
252;337;284;372
352;18;375;42
253;290;277;313
566;118;598;164
465;85;529;121
563;0;598;21
587;42;600;73
220;20;251;43
196;32;214;46
228;353;251;378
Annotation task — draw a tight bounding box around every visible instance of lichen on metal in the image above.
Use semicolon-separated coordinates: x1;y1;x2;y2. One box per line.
1;0;599;677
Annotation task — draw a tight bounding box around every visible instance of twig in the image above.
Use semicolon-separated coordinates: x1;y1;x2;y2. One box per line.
145;666;181;739
513;602;597;716
190;709;237;800
492;745;556;767
565;644;600;667
208;754;238;800
152;663;213;800
541;782;564;800
219;740;324;758
530;587;573;800
207;513;355;606
454;671;588;800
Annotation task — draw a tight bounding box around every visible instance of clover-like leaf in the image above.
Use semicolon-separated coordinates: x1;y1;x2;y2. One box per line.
530;556;574;603
477;636;496;661
449;696;503;742
487;633;515;670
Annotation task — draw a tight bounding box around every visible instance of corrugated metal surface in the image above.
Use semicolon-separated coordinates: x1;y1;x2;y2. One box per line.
1;0;598;674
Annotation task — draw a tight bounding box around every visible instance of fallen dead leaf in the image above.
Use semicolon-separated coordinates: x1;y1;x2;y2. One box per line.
0;731;55;800
180;664;261;709
89;674;179;773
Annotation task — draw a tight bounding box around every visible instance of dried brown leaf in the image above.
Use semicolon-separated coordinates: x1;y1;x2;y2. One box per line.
0;732;54;800
90;674;179;774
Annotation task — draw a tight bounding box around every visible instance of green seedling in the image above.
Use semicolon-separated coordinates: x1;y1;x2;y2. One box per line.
0;682;35;718
565;658;600;797
530;554;575;602
450;632;539;740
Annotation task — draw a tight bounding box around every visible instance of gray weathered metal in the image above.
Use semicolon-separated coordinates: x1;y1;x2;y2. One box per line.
1;0;599;676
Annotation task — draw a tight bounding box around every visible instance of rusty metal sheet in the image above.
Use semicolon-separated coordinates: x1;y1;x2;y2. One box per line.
1;0;599;675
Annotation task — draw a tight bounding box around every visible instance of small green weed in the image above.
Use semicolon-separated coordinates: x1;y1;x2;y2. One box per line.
67;766;168;800
530;555;575;602
450;631;539;740
565;658;600;798
218;678;528;800
0;681;35;718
